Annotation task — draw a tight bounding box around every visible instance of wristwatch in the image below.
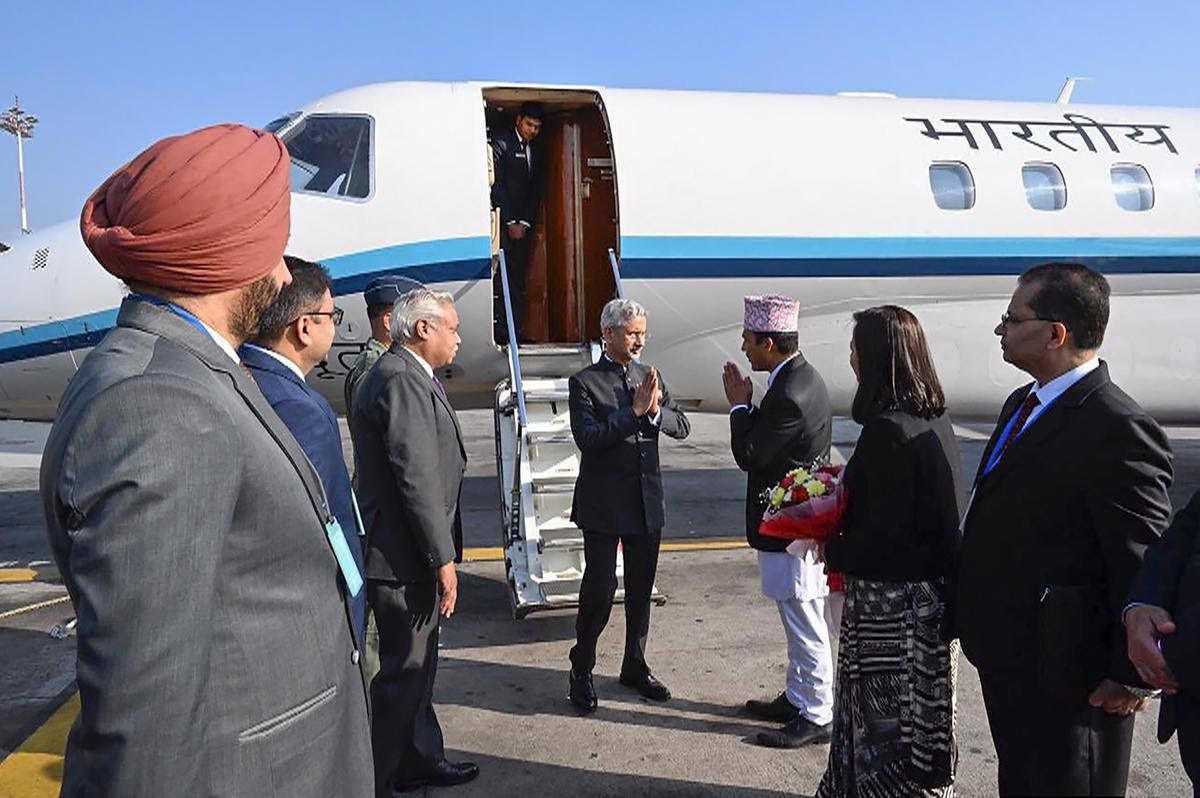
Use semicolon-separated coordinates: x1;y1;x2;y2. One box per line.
1124;685;1162;699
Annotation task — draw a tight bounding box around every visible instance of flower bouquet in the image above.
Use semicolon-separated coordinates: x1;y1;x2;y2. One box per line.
758;463;846;591
758;464;845;542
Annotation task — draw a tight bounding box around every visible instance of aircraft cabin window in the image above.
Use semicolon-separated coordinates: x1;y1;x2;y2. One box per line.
1111;164;1154;212
274;115;372;200
1022;163;1067;211
928;162;975;210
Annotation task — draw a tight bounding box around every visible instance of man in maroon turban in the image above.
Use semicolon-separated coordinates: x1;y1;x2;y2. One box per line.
41;124;373;797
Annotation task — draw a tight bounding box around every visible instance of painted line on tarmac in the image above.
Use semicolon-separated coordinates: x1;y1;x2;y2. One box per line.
0;596;70;621
0;692;77;796
0;567;61;585
0;569;38;584
461;538;747;562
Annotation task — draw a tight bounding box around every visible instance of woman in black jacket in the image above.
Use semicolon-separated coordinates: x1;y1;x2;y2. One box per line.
816;305;963;797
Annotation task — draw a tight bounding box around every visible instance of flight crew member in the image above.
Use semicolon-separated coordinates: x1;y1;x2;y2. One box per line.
490;101;545;341
41;124;372;797
723;294;836;749
241;256;366;642
352;288;478;794
955;262;1173;796
345;274;419;462
567;298;691;713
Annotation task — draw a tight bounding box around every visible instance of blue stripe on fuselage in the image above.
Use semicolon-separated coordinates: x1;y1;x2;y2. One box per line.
3;235;1200;365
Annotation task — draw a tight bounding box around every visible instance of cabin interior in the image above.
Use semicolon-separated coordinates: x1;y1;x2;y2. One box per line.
484;88;619;346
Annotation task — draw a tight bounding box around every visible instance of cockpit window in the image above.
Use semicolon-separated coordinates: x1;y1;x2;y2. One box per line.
271;114;372;200
263;113;300;135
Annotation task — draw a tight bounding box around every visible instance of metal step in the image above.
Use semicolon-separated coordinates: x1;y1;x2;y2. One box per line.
505;345;592;378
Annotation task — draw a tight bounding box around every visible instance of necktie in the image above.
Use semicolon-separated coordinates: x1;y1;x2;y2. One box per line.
523;141;531;174
998;390;1041;457
433;375;446;397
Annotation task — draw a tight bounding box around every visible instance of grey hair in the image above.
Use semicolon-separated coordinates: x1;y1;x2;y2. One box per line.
599;298;647;331
391;287;455;343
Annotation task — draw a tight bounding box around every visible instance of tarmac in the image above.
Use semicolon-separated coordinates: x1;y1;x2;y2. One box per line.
2;410;1198;796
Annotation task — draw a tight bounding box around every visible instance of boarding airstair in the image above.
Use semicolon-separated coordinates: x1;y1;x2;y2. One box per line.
494;250;655;617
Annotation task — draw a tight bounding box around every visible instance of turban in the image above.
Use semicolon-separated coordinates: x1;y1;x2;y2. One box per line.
80;123;291;294
743;294;799;333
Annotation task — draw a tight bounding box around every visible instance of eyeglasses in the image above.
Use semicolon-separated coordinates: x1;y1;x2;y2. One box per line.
998;311;1054;327
621;330;650;341
296;307;344;326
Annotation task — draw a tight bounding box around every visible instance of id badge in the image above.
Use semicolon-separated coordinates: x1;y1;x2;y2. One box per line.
325;518;364;598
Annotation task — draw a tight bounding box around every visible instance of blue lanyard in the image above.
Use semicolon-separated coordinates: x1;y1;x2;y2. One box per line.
128;293;209;336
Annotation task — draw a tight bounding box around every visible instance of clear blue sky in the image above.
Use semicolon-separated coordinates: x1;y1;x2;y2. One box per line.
3;0;1198;241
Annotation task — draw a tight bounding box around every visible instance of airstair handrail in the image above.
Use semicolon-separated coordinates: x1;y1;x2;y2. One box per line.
607;248;626;300
498;250;529;430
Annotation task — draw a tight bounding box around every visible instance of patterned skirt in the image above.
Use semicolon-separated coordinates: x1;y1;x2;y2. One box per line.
816;577;957;798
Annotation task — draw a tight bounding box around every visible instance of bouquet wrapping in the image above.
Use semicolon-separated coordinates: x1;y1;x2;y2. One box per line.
757;463;847;592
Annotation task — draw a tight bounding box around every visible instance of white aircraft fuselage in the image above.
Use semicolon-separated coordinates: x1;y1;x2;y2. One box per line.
2;81;1198;422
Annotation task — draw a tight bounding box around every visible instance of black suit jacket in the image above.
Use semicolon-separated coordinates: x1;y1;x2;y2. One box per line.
730;355;833;552
825;411;964;583
490;126;545;227
955;362;1173;702
569;357;690;535
1129;490;1200;741
351;345;466;583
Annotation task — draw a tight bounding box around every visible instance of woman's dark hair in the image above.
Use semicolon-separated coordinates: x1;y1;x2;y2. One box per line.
850;305;946;423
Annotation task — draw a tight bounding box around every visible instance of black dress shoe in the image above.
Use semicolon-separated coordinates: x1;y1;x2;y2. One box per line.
393;759;479;792
568;668;598;714
619;671;671;701
754;714;832;749
745;691;801;723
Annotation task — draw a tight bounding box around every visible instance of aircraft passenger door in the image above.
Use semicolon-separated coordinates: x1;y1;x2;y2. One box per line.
578;99;618;341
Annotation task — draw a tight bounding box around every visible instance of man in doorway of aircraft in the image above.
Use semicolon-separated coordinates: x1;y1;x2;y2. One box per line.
723;294;836;749
41;124;372;797
490;101;545;342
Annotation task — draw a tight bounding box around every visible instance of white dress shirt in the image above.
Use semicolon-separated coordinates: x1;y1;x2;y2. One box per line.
196;318;241;365
242;343;306;380
403;345;435;379
1016;357;1100;434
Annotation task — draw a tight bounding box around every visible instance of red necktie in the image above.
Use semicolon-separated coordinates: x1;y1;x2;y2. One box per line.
998;390;1041;457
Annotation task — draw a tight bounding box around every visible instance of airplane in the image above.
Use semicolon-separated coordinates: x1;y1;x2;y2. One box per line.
2;80;1198;422
3;81;1198;612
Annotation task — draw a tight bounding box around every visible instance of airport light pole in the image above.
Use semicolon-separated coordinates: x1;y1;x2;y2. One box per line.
0;97;38;234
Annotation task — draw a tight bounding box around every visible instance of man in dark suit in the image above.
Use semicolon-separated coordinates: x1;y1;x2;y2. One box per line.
1126;490;1200;787
722;294;835;749
351;288;478;795
956;262;1173;796
490;101;545;340
567;298;691;713
241;256;365;642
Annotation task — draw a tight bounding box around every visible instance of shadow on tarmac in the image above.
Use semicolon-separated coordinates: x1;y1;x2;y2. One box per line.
437;751;808;798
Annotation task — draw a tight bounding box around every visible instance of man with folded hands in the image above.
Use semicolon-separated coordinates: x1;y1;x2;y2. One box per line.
723;294;835;749
566;298;690;713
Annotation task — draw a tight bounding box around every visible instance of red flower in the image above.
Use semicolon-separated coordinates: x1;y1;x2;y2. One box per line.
780;475;795;489
793;486;810;502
